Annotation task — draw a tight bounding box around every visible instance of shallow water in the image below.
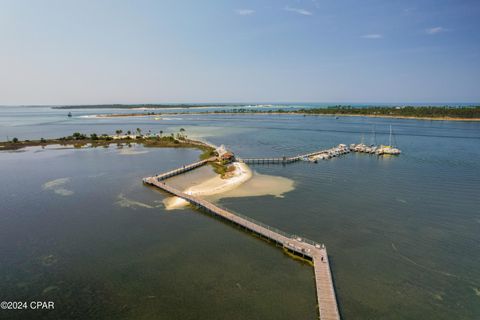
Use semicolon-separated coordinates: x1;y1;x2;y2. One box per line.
1;107;479;319
163;164;295;210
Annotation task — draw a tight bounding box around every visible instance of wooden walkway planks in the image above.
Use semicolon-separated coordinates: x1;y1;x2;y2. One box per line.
238;146;348;164
313;253;341;320
154;156;217;181
143;174;341;320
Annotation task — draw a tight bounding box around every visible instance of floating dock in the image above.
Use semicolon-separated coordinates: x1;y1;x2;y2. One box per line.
143;157;341;320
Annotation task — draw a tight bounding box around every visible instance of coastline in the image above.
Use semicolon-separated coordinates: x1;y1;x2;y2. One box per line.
303;113;480;122
90;111;480;122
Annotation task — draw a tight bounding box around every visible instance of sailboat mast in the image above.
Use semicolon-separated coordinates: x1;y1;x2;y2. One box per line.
389;125;392;146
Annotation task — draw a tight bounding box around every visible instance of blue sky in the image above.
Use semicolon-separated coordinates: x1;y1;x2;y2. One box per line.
1;0;479;104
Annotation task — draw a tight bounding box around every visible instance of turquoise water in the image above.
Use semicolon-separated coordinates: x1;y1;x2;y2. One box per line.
0;106;479;319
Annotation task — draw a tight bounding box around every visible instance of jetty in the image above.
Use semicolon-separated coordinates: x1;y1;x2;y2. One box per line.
143;157;341;320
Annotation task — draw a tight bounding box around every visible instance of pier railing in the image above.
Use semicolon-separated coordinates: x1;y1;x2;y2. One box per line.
191;198;323;248
143;152;341;320
237;145;350;165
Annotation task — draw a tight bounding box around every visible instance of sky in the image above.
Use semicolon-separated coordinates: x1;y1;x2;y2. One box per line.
1;0;479;105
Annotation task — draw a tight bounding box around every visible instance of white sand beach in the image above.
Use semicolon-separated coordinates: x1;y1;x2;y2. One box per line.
163;162;294;210
163;162;252;209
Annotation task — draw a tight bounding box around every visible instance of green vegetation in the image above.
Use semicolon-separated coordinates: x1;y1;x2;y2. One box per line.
211;162;228;176
209;158;234;177
200;149;216;160
71;132;87;140
206;105;480;119
297;106;480;119
0;129;214;155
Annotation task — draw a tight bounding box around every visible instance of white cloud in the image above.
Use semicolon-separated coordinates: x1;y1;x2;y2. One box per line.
425;26;447;35
235;9;255;16
361;34;383;39
284;6;313;16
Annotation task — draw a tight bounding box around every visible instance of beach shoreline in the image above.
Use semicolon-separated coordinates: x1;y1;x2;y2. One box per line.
163;161;296;210
163;162;253;209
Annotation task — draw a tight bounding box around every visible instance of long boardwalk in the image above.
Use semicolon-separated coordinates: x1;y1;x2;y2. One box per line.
143;160;341;320
154;156;217;180
238;145;348;164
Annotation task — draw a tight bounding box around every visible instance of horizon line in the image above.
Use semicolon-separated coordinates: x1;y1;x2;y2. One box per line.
0;101;479;107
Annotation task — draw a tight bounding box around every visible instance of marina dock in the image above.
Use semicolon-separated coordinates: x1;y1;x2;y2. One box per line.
239;142;399;164
239;156;300;164
143;158;341;320
238;145;351;164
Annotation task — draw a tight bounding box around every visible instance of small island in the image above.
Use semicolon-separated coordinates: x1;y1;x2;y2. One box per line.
0;129;246;178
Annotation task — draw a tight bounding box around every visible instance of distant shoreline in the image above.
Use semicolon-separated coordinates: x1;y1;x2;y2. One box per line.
51;104;224;110
302;113;480;121
92;111;480;122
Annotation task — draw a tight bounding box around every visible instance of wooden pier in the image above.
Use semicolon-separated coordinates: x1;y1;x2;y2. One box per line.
238;146;349;165
239;156;300;164
154;156;217;180
143;168;341;320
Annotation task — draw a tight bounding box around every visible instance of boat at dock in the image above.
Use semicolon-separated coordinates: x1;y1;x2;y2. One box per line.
307;144;350;162
350;125;401;156
375;125;401;155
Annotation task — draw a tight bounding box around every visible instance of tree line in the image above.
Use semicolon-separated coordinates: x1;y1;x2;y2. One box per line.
208;106;480;118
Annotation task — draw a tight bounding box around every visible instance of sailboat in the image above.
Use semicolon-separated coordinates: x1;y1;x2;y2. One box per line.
376;125;401;155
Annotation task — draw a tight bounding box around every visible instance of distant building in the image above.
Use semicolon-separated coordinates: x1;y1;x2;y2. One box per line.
221;152;235;162
216;145;235;162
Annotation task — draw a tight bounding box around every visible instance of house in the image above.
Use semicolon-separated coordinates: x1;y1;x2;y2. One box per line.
221;152;235;162
215;145;235;162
